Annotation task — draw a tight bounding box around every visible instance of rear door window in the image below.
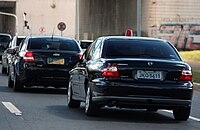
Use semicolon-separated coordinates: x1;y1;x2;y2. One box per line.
103;39;181;61
28;38;80;51
86;38;102;60
16;38;25;46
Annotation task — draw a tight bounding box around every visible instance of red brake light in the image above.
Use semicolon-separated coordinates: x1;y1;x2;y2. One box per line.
179;70;192;81
23;52;35;62
101;66;119;77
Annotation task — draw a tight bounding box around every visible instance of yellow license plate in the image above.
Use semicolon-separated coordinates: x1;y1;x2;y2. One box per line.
47;58;65;65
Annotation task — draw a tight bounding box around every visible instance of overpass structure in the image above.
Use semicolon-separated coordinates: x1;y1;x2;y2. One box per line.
78;0;138;40
1;0;200;43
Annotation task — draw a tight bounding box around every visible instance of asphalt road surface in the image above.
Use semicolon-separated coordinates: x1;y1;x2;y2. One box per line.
0;65;200;130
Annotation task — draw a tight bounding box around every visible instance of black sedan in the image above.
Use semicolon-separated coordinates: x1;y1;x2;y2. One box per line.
7;36;83;91
2;36;26;74
0;33;11;61
67;36;193;121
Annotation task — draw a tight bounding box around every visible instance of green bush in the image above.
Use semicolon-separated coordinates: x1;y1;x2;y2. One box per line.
179;50;200;62
193;71;200;83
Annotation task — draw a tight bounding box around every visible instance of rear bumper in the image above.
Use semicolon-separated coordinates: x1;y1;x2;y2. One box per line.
92;96;192;109
19;67;70;87
90;80;193;109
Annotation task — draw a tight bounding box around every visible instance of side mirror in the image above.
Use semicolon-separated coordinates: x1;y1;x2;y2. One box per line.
7;47;18;54
78;54;86;67
7;48;15;54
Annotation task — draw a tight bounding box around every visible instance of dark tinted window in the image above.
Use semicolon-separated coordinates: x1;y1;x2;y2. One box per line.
16;38;25;46
28;38;79;51
0;35;10;47
86;38;102;60
80;41;93;49
104;39;181;61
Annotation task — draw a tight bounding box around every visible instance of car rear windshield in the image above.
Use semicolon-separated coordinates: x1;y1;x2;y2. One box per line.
104;39;181;61
28;38;80;51
0;35;10;47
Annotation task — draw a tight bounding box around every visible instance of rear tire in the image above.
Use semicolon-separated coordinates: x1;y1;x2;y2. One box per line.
13;73;24;91
67;81;80;108
1;66;7;74
85;85;100;116
173;106;191;121
8;73;14;88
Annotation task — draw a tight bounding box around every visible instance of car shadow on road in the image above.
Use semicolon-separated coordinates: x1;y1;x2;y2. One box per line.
0;85;67;94
46;104;180;124
0;86;14;93
20;87;68;95
0;73;6;76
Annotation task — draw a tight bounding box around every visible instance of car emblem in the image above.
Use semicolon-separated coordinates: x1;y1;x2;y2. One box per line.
53;53;60;56
147;62;153;66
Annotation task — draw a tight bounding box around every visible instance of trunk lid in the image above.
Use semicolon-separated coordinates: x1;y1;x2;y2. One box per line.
27;50;80;69
104;58;188;83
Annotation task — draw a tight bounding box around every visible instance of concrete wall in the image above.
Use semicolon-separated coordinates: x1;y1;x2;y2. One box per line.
16;0;76;37
142;0;200;37
79;0;137;40
2;0;200;41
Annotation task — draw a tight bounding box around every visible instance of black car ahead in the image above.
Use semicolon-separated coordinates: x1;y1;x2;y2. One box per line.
7;36;83;91
2;36;26;74
67;36;193;121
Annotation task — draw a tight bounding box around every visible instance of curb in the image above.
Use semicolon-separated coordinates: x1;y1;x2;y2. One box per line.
194;82;200;92
194;82;200;86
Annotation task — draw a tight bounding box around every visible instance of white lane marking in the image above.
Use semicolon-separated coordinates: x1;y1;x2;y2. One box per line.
2;102;22;116
189;116;200;122
162;110;200;122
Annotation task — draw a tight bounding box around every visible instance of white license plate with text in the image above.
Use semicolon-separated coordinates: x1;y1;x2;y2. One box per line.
136;70;162;80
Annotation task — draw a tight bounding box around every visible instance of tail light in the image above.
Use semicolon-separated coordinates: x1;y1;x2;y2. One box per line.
77;53;83;59
101;66;119;77
179;69;192;81
23;52;35;62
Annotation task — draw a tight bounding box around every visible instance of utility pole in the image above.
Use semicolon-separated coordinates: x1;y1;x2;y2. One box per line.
0;11;18;36
137;0;141;36
76;0;80;40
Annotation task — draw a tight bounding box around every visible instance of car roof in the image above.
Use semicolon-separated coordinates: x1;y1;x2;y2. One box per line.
26;36;75;40
17;36;26;38
100;36;167;42
79;40;93;42
0;33;12;38
160;23;200;25
12;36;26;39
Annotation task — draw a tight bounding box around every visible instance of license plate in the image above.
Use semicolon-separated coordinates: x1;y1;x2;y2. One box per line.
47;57;65;65
136;70;162;80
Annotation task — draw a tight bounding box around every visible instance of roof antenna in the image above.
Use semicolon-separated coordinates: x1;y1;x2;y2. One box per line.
52;26;55;39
